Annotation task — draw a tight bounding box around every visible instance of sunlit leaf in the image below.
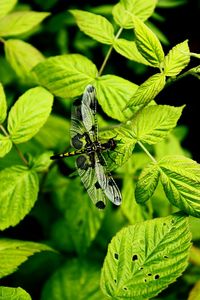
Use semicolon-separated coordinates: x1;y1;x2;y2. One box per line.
0;134;12;157
69;9;114;44
0;165;39;230
0;238;55;278
0;83;7;124
8;87;53;143
101;213;191;299
0;11;50;37
0;286;31;300
0;0;17;19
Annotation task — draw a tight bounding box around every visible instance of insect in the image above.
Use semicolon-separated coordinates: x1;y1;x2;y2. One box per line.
50;85;122;209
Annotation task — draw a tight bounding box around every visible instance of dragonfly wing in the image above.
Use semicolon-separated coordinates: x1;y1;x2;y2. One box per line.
81;85;98;142
95;153;122;206
76;153;107;209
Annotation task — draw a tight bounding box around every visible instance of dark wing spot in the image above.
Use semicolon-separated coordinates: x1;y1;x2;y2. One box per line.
87;85;95;93
76;106;83;121
73;98;81;106
95;181;101;189
72;134;83;149
90;125;96;132
76;155;88;170
96;201;106;209
108;178;115;186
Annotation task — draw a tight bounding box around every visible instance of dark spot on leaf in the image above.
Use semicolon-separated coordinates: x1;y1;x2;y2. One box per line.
155;274;160;280
114;279;117;283
148;273;152;276
144;279;147;282
139;267;144;270
171;219;175;224
164;255;169;259
95;201;106;209
123;287;127;290
132;255;138;261
114;253;119;260
163;222;166;226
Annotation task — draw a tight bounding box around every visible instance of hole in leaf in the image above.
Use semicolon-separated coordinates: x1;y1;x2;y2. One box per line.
132;254;138;261
148;273;152;276
114;253;119;260
144;279;147;282
155;274;160;280
139;267;144;270
114;279;117;283
164;255;169;259
123;287;128;290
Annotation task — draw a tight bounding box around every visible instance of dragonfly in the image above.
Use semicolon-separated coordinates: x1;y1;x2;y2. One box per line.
50;85;122;209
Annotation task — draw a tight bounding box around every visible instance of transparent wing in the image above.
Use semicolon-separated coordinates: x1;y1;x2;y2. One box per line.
70;98;87;149
81;85;98;142
94;153;122;206
76;154;107;209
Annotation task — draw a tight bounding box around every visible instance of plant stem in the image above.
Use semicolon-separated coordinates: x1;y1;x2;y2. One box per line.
137;141;157;163
166;65;200;87
98;27;123;76
0;124;29;166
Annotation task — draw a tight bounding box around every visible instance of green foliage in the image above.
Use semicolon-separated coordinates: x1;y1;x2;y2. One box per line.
0;0;199;299
0;286;31;300
101;213;191;299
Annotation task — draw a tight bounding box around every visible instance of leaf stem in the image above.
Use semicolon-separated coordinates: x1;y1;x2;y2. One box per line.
0;124;29;166
166;65;200;87
137;141;157;163
98;27;123;76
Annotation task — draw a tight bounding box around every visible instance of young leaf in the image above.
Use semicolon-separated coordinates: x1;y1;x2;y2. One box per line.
0;238;56;278
113;39;151;65
0;165;39;230
7;87;53;144
0;82;7;124
135;162;160;204
69;9;114;45
112;0;157;29
164;40;190;76
32;151;53;172
126;73;166;108
4;39;44;81
95;74;138;122
130;105;184;144
159;155;200;217
54;178;104;255
101;213;191;299
133;15;165;67
0;0;17;19
0;134;12;157
0;11;50;37
33;54;98;98
0;286;31;300
41;259;106;300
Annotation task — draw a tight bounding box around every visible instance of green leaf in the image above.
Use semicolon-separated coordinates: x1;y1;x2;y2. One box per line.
0;11;50;37
54;178;104;255
157;0;187;8
130;105;184;144
159;155;200;217
69;9;114;45
34;114;70;150
0;286;31;300
0;0;17;19
0;238;55;278
0;134;12;157
7;87;53;144
32;151;53;172
126;73;166;108
121;174;152;224
135;162;160;204
4;39;44;81
33;54;98;98
164;40;190;76
112;0;157;29
113;39;151;65
133;15;165;67
0;165;39;230
0;83;7;124
101;213;191;299
95;75;138;122
100;125;136;169
41;259;106;300
188;280;200;300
